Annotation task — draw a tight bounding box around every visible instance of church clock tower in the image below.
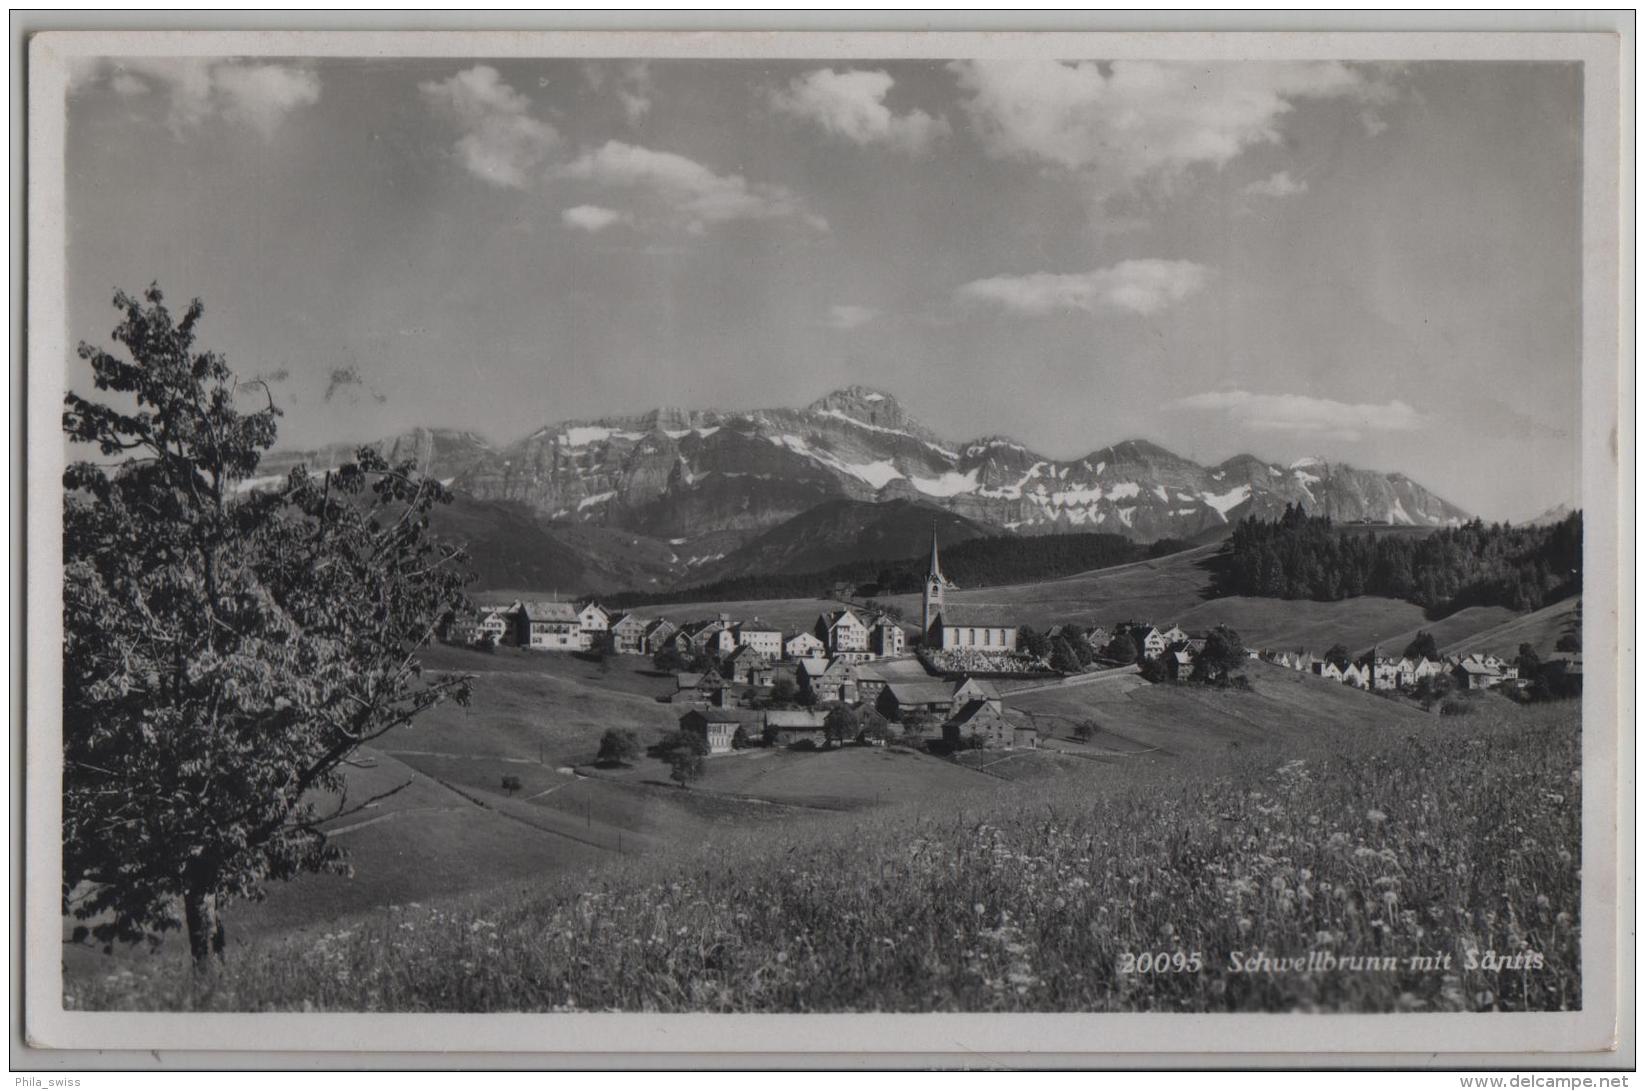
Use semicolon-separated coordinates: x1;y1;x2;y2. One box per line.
922;525;946;635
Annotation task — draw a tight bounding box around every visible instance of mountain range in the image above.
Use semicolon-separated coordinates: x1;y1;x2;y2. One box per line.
261;386;1471;593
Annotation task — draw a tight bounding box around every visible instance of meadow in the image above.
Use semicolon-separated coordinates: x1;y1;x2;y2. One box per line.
69;690;1580;1014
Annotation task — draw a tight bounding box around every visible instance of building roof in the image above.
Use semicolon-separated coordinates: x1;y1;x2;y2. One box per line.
855;658;937;684
522;601;578;622
765;709;830;728
1455;661;1500;676
885;681;958;706
675;672;703;689
683;708;765;725
795;658;830;677
947;699;1011;729
822;608;866;631
643;618;677;636
931;607;1017;629
738;617;780;634
611;612;650;630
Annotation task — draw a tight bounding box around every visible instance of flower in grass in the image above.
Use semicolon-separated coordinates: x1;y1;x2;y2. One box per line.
1367;809;1388;825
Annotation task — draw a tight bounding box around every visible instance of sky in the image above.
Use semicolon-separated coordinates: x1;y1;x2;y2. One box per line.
63;57;1582;522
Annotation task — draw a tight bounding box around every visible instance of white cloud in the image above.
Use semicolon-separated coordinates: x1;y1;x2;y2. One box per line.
559;140;823;233
212;64;325;139
77;58;320;138
826;304;879;330
771;68;949;154
419;65;559;188
956;259;1210;317
562;205;627;232
1168;390;1422;441
950;60;1390;196
1241;170;1308;199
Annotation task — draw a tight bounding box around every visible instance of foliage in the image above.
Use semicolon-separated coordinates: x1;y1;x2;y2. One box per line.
500;775;522;796
1190;626;1246;684
731;726;751;751
667;748;704;788
652;729;708;760
61;285;470;966
1072;720;1098;743
595;729;642;767
1018;626;1052;659
1065;629;1096;666
1138;657;1172;684
1105;632;1138;665
857;709;894;745
767;675;798;707
1214;506;1582;615
651;645;688;672
1439;698;1475;717
1403;631;1439;661
1049;638;1081;675
1324;644;1352;671
823;706;860;749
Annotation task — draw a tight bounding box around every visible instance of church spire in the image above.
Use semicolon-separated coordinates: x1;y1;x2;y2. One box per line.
922;522;945;635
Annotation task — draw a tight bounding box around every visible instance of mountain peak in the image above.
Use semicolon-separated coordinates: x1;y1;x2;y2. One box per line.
806;385;902;418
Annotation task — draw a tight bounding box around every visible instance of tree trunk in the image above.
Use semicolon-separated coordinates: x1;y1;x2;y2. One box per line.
184;887;225;968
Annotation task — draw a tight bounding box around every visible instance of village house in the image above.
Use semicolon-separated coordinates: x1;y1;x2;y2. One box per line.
1129;625;1168;661
817;608;871;660
576;601;610;651
686;617;739;657
523;601;581;651
811;658;860;704
1371;658;1402;690
765;709;831;747
1164;645;1196;680
722;645;775;687
878;680;957;721
1341;662;1370;689
607;612;650;655
1160;624;1188;647
868;614;906;658
783;630;826;660
642;618;679;656
477;602;523;646
1452;660;1502;691
944;700;1038;750
1314;660;1344;682
853;658;933;706
679;708;763;754
735;618;783;660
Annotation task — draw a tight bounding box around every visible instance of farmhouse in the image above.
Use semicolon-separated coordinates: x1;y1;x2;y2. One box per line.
607;612;650;655
1452;660;1502;691
811;658;860;704
679;708;763;754
523;601;581;651
877;680;956;721
944;700;1037;750
1341;662;1370;689
765;709;831;747
854;657;934;705
1314;660;1344;682
784;630;826;659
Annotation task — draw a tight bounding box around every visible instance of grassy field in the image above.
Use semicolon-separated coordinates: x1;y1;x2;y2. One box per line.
70;692;1580;1013
1444;597;1581;659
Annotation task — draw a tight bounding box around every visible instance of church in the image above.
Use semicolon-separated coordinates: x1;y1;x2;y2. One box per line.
921;529;1019;653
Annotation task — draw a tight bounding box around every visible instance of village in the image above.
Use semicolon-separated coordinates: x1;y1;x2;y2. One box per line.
444;533;1571;758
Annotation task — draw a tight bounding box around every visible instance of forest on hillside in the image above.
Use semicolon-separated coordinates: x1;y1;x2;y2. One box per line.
1211;506;1582;616
606;532;1191;610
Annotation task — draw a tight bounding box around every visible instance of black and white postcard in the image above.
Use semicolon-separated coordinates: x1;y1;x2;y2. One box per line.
20;21;1632;1069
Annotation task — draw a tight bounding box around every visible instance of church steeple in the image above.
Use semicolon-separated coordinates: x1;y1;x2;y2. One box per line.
922;523;945;635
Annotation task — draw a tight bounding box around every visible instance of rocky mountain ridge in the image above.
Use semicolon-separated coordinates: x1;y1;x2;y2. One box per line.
262;387;1471;583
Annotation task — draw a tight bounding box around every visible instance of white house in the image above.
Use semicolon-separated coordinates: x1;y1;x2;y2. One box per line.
817;608;870;657
523;601;581;651
735;618;783;660
784;631;826;660
576;601;610;651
